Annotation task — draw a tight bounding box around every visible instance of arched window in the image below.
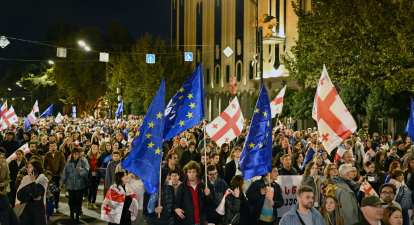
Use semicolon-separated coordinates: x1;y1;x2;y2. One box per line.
215;67;220;84
237;63;242;82
206;69;210;85
226;65;230;83
249;61;254;79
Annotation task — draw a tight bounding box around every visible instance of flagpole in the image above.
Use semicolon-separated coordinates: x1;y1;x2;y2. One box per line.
158;155;162;218
203;120;207;184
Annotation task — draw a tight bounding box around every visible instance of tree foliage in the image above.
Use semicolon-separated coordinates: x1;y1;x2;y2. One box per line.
107;34;192;113
338;79;369;117
281;0;414;93
291;87;316;120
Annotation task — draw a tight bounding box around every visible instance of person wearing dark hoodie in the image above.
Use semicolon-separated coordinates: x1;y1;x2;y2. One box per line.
143;167;177;225
205;164;229;224
105;150;121;193
223;175;252;225
179;142;201;169
0;190;19;225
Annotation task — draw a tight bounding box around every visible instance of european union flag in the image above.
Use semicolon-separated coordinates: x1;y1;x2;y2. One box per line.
24;116;31;131
407;96;414;142
115;100;123;117
239;84;272;180
39;104;53;118
163;63;204;141
121;78;165;194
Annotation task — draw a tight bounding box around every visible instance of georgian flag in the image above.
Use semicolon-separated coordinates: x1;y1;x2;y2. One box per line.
101;183;139;224
6;143;29;163
334;145;351;163
364;149;376;162
0;100;8;125
206;97;244;147
312;65;357;153
360;181;378;197
55;112;64;123
32;100;39;113
216;189;234;215
2;106;18;129
270;85;286;118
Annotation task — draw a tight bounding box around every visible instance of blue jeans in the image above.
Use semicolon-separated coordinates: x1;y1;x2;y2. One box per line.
46;202;54;222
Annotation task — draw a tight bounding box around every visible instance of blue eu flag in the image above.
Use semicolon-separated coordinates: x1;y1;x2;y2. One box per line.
121;78;165;194
39;104;54;118
239;84;272;180
407;96;414;142
24;116;31;131
163;63;204;141
115;100;123;117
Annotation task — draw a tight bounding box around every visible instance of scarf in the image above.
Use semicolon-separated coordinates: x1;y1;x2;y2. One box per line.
15;173;48;213
389;179;405;199
101;183;138;224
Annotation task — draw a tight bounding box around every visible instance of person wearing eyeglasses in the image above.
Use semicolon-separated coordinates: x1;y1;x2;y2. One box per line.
205;164;229;225
379;184;401;210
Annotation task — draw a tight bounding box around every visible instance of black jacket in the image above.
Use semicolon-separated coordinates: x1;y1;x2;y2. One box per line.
0;194;19;225
205;178;229;220
143;185;176;225
9;159;26;190
0;139;19;158
278;166;298;175
17;181;46;225
175;178;214;225
179;150;200;169
245;177;284;221
223;192;252;225
224;160;237;186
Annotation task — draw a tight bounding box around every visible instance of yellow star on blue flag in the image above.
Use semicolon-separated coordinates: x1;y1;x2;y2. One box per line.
163;63;205;141
121;78;165;195
239;84;272;180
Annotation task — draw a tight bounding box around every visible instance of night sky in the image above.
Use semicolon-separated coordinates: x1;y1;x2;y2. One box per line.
0;0;171;75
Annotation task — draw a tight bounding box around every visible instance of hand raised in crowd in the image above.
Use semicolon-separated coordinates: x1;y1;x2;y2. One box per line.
234;187;240;197
358;175;365;184
175;208;185;219
29;172;36;183
155;206;163;214
260;187;268;195
204;187;210;196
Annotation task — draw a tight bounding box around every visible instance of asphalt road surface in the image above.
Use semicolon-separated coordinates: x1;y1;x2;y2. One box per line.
49;183;108;225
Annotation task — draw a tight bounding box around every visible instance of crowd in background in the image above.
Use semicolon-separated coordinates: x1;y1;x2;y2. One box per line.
0;117;412;225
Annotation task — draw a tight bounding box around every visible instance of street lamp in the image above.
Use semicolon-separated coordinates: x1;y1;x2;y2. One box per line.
85;46;91;51
49;60;54;64
78;41;85;46
8;88;11;91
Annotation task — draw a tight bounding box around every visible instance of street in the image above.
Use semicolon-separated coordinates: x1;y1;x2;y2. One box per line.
49;183;107;225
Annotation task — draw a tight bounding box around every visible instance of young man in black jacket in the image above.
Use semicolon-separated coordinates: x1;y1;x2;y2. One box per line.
175;160;213;225
205;164;229;224
246;164;284;225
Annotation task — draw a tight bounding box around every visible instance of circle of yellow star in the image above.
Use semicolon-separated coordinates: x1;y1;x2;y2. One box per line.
187;94;194;99
148;142;155;149
179;95;183;99
179;88;184;93
189;102;196;109
145;133;152;139
263;111;268;117
258;143;263;148
172;103;177;107
178;120;185;127
249;142;255;148
136;131;140;136
267;121;270;126
154;148;162;154
148;121;155;128
254;108;259;114
156;112;163;119
186;112;193;119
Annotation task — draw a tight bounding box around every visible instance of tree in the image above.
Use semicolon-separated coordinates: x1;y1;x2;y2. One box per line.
291;87;316;120
107;34;192;113
281;0;414;94
364;81;397;121
338;79;369;117
269;86;298;118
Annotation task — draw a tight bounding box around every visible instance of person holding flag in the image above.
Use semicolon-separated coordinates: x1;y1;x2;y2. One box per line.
115;100;123;118
120;78;166;222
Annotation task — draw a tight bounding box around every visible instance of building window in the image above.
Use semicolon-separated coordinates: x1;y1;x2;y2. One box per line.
215;67;220;85
226;65;230;83
237;63;242;82
249;61;254;79
206;69;210;85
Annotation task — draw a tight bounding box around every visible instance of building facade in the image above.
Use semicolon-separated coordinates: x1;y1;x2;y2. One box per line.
171;0;307;122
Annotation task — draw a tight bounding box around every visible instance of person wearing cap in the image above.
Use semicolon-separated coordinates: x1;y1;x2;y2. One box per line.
0;131;19;158
353;195;387;225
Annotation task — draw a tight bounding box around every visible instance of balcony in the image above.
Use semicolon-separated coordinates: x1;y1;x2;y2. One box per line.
263;36;286;44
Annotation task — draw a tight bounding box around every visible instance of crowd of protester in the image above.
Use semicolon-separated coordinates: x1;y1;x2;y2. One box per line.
0;117;412;225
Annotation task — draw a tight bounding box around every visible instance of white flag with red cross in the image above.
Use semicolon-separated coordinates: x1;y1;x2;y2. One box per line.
206;97;244;147
32;100;39;113
359;181;378;197
270;85;286;118
2;106;18;129
55;112;64;123
1;100;8;120
6;143;29;163
334;146;351;163
230;77;237;95
312;65;357;153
